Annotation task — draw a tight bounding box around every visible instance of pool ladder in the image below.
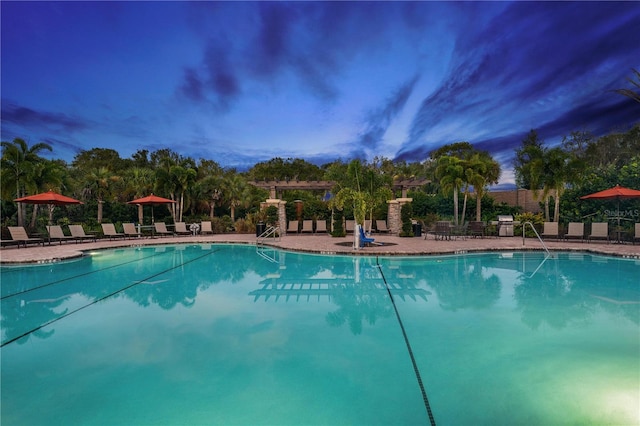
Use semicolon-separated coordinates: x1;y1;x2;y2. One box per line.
522;221;549;255
257;225;280;247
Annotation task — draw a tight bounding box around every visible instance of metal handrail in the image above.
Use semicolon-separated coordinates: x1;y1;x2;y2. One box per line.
257;225;280;247
522;221;549;255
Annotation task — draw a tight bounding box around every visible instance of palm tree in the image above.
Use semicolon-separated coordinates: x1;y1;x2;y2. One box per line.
82;167;120;223
540;147;571;223
223;173;250;222
28;159;65;227
466;152;501;221
1;138;52;226
123;167;155;223
435;155;465;225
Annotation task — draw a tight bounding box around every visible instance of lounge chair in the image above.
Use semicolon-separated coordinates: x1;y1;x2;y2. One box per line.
7;226;44;248
433;221;452;241
68;224;97;242
467;221;486;238
564;222;584;242
358;225;375;247
122;223;140;239
101;223;126;240
154;222;174;237
345;220;355;233
363;220;372;234
541;222;560;240
46;225;76;245
174;222;191;235
287;220;299;234
588;222;609;243
200;221;213;234
633;223;640;245
301;220;313;233
315;220;327;234
376;220;390;233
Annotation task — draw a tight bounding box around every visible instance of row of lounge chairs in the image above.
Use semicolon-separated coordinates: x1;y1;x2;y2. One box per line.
1;221;220;248
541;221;640;243
425;220;640;243
286;219;391;234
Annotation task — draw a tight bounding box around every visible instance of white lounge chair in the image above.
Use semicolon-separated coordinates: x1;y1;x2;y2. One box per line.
588;222;609;243
565;222;584;242
315;220;327;234
541;222;559;240
7;226;44;248
174;222;191;235
301;220;313;233
200;221;213;234
122;223;141;239
101;223;126;240
46;225;76;245
68;225;97;242
287;220;299;234
154;222;174;237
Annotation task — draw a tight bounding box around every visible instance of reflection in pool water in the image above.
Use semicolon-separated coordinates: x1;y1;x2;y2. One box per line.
1;244;638;425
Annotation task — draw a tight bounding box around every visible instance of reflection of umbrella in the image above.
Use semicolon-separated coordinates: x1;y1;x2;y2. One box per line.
15;190;83;224
580;184;640;227
127;194;176;223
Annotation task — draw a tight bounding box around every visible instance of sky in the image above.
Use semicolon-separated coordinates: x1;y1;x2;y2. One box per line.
1;1;639;188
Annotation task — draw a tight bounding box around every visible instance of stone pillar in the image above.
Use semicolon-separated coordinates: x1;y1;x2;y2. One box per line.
387;198;413;235
260;199;288;234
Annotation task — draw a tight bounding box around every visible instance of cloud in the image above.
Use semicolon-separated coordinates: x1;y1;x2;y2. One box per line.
1;102;89;133
400;2;640;159
350;75;420;158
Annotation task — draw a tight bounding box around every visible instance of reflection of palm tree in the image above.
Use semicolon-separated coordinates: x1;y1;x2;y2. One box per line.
326;281;394;335
426;257;502;311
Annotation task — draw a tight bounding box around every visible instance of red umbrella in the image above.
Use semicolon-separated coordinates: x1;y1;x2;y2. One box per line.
580;184;640;201
127;194;176;223
15;190;83;205
14;190;83;224
580;184;640;229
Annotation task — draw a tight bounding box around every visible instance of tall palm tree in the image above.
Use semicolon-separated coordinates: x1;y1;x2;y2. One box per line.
466;152;501;221
123;167;155;223
435;156;465;225
1;138;52;226
223;173;250;222
82;167;120;223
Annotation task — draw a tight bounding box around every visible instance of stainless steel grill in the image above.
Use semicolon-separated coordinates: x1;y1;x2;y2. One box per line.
497;215;514;237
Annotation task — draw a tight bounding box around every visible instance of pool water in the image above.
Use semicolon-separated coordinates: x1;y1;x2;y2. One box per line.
1;244;639;425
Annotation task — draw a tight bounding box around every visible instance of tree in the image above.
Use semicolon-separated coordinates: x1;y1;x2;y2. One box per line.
435;155;465;225
466;152;501;221
223;173;250;222
614;68;640;103
122;167;155;223
81;167;120;223
1;138;52;226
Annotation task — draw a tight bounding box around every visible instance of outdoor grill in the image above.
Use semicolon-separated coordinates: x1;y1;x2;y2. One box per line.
496;215;515;237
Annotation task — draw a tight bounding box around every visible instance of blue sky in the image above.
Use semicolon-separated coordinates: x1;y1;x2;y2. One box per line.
2;1;639;187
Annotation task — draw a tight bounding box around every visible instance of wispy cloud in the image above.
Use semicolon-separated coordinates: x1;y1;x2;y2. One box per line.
1;102;88;133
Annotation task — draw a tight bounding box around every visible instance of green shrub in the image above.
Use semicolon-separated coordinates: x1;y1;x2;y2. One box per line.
399;203;414;237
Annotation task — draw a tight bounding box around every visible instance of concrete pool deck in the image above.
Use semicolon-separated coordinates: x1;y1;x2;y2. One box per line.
2;232;640;264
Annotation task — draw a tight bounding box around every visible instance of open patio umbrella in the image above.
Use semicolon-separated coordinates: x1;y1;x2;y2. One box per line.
580;184;640;229
14;190;83;224
127;194;176;224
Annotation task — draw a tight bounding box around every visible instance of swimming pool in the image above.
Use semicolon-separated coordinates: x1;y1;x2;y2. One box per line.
1;244;638;425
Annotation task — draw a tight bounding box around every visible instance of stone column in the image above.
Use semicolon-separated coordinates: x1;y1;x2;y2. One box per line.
387;198;413;235
260;199;288;234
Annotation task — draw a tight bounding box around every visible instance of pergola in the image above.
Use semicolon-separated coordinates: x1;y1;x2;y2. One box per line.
249;178;430;199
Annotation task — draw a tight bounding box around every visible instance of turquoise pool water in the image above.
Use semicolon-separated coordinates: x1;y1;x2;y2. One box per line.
1;244;638;425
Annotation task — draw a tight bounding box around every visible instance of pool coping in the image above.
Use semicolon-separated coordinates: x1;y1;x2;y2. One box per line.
2;233;640;264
